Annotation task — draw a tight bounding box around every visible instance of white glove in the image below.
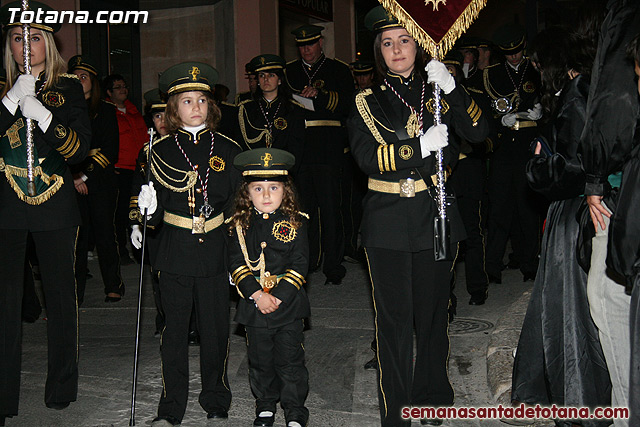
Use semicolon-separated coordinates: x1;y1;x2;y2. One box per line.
419;124;448;158
524;103;542;121
425;59;456;94
6;74;36;104
501;113;517;127
19;96;53;132
138;181;158;216
131;225;143;250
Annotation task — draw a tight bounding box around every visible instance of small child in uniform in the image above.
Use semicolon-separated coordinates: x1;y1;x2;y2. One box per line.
228;148;310;427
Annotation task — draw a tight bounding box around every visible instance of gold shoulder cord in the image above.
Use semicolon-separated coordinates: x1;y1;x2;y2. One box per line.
355;90;387;146
235;223;269;288
483;67;515;100
149;149;198;192
238;104;270;145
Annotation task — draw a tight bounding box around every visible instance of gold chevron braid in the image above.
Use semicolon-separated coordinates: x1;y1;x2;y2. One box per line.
378;0;488;58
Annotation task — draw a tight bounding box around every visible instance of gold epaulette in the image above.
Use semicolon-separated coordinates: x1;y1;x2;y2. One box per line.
237;98;252;106
221;101;238;107
224;216;234;224
335;58;350;67
354;89;387;147
215;131;243;150
286;59;298;65
299;211;309;219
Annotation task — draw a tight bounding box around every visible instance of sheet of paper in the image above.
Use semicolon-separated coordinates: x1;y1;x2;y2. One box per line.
293;94;315;111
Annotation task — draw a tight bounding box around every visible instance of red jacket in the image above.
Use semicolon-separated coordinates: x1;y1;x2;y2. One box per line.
109;98;148;170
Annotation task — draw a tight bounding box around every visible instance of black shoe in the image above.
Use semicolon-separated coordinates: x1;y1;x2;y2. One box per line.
420;419;443;426
104;294;122;303
253;414;275;426
487;273;502;284
324;277;342;285
206;409;228;420
188;331;200;346
363;356;378;370
151;416;181;426
46;401;70;410
522;272;536;282
469;292;487;305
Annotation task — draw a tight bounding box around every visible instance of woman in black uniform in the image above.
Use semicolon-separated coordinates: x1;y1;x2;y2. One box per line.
0;2;90;423
67;55;124;305
347;7;489;426
237;54;304;172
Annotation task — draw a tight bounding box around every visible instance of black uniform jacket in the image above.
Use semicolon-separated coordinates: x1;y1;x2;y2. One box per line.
218;101;242;145
347;72;489;251
70;100;119;192
237;97;304;172
0;73;91;231
146;128;242;277
483;58;541;125
229;209;310;329
286;54;355;164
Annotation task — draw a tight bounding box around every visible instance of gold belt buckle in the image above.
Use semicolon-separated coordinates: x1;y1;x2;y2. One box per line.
192;215;205;234
262;272;277;293
399;178;415;198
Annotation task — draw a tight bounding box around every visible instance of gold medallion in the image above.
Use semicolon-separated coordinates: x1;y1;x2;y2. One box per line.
192;215;205;234
272;220;297;243
405;112;419;138
209;155;225;171
43;91;65;107
399;145;414;160
274;117;287;130
523;81;536;93
313;79;325;89
54;124;67;139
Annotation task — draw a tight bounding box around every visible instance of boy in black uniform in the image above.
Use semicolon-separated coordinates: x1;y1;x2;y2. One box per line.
483;24;544;284
137;62;241;426
228;148;310;427
285;24;354;284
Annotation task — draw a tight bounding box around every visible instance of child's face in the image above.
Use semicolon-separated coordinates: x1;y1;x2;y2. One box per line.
248;181;284;213
177;91;208;127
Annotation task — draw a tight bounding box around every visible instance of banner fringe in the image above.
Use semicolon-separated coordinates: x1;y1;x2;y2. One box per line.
378;0;487;58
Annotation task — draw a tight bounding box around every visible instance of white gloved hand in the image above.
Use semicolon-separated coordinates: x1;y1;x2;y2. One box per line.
419;124;448;158
525;103;542;121
6;74;36;104
425;59;456;94
138;181;158;216
131;225;143;250
19;96;53;132
501;113;517;127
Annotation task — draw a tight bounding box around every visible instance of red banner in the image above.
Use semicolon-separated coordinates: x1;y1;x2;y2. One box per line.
378;0;487;58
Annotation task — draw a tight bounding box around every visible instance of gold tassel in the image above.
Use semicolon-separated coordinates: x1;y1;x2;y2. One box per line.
378;0;488;58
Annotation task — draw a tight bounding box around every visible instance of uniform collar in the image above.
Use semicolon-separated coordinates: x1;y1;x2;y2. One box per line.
177;125;209;142
261;96;279;108
253;206;280;219
385;70;417;86
302;53;325;69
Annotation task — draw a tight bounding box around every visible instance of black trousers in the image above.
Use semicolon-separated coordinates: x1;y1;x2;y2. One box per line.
340;152;366;259
296;164;346;280
450;157;489;296
114;168;134;255
486;130;543;277
245;320;309;424
157;271;231;422
0;227;79;416
75;183;123;303
365;247;454;427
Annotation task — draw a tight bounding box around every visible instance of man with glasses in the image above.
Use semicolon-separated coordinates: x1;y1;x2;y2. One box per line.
104;74;148;268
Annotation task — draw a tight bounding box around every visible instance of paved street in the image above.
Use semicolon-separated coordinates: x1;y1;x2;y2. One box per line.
9;253;541;427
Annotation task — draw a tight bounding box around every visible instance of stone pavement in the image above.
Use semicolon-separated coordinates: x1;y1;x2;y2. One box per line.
9;254;543;427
